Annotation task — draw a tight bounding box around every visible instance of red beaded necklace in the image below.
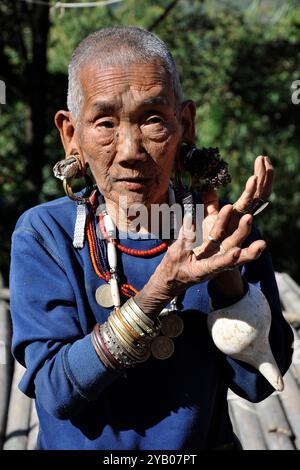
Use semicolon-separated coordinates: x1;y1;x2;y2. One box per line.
86;191;168;299
98;214;168;257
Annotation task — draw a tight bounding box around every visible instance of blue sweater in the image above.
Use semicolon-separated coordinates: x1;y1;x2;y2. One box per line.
10;195;293;450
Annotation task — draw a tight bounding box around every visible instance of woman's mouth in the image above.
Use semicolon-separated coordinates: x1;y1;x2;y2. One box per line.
115;177;151;190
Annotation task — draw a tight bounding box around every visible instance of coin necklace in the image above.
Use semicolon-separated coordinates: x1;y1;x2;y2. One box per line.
86;186;187;360
99;206;184;361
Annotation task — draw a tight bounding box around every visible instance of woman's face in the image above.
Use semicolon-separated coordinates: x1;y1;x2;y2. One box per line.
72;60;194;208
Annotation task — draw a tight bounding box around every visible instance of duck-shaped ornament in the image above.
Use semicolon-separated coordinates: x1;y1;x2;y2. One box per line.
207;283;284;391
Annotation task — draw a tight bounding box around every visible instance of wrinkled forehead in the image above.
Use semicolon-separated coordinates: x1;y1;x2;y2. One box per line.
78;58;174;106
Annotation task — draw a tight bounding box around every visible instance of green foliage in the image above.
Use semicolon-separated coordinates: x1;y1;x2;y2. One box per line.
155;0;300;277
1;0;300;281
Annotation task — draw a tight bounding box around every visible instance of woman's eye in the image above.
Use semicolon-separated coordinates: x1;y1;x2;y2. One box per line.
97;120;114;128
145;116;164;125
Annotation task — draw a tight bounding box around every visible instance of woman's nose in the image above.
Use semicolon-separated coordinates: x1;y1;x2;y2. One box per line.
116;124;147;164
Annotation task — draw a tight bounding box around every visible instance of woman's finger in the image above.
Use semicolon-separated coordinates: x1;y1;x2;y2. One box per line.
202;189;219;217
194;205;233;257
207;204;233;245
199;239;266;278
261;156;274;201
177;212;197;251
254;155;266;197
231;239;267;266
221;213;253;251
198;246;242;277
232;175;257;217
231;156;273;221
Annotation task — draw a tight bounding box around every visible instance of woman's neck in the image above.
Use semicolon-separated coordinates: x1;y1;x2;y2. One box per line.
104;191;169;236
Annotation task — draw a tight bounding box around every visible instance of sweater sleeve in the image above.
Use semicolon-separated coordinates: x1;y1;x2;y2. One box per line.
212;225;294;402
10;221;119;420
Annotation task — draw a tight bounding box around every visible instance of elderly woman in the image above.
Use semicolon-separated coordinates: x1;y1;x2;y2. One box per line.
10;26;292;450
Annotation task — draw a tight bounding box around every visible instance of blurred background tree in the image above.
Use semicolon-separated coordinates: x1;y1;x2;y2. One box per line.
0;0;300;283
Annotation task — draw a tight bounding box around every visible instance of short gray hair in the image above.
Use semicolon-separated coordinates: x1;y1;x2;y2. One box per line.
67;26;183;122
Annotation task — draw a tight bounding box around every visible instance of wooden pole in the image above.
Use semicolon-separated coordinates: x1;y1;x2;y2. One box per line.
27;400;39;450
3;361;32;450
255;395;295;450
0;288;10;301
275;272;300;319
0;277;13;450
278;369;300;449
228;394;267;449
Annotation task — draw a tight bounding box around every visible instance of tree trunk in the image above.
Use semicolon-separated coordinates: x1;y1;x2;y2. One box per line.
25;5;50;205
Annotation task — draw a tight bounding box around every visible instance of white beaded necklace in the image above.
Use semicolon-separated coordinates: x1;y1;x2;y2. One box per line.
100;185;177;309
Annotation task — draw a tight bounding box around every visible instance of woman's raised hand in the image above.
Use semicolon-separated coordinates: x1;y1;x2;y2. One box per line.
135;156;273;316
202;155;274;242
154;203;266;299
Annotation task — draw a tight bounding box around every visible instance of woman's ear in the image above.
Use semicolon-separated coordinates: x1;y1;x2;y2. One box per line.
180;100;197;145
54;110;77;155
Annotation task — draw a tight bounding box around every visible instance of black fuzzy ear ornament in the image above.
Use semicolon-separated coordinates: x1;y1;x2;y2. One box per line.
174;144;231;191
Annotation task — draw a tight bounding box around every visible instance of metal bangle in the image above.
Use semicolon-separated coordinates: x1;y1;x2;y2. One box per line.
108;312;139;346
91;330;111;369
114;307;142;342
122;303;154;335
119;304;146;338
107;320;147;361
127;298;155;328
101;323;135;368
124;301;160;337
108;315;147;360
92;326;120;370
127;298;161;335
95;325;123;368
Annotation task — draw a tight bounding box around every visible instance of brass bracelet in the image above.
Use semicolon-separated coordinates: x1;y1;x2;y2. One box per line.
105;320;145;363
93;326;119;369
92;326;119;370
114;307;141;341
100;323;134;368
127;298;161;336
91;330;110;368
109;322;147;361
107;317;141;360
121;301;160;341
107;319;151;362
122;302;154;335
127;297;155;328
118;303;146;338
93;323;121;369
108;311;139;346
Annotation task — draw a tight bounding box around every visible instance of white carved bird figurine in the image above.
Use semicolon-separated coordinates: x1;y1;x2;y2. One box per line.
207;284;284;391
